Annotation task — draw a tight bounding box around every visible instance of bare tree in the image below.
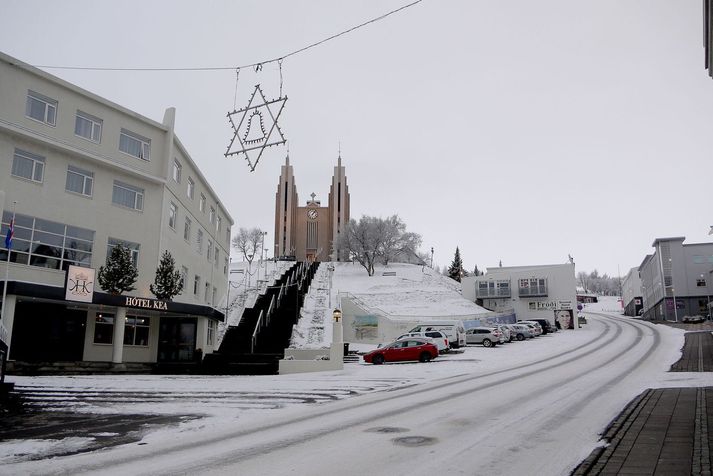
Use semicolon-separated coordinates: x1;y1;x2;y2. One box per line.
337;215;423;275
231;227;264;266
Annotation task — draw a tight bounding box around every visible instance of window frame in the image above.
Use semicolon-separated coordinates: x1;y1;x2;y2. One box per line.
184;217;192;242
168;202;178;230
199;194;206;213
112;180;144;211
26;90;57;126
119;128;151;161
187;177;195;199
11;149;45;183
172;159;182;183
107;237;140;267
74;110;102;143
65;165;94;197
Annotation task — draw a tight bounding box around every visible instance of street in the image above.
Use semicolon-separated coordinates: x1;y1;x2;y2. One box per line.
3;313;688;475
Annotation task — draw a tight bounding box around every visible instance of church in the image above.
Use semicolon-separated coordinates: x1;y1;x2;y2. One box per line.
274;155;350;262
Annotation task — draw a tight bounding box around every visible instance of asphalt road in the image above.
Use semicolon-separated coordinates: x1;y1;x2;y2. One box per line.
5;313;673;476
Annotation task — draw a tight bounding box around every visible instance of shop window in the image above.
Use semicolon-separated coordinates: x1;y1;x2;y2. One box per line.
94;313;114;344
124;316;150;346
697;278;706;287
207;320;216;346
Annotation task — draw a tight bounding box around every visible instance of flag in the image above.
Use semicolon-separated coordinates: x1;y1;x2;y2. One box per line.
5;218;14;250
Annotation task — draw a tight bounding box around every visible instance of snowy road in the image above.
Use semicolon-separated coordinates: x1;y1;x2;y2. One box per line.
6;312;692;476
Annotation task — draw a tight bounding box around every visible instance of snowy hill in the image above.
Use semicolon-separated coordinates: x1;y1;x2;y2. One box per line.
290;262;491;349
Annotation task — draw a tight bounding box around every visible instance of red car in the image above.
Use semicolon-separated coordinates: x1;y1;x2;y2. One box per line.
363;337;439;365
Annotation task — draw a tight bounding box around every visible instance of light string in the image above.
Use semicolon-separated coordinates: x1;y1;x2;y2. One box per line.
30;1;423;72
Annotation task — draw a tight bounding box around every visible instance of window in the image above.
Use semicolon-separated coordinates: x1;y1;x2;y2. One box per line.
207;320;217;346
224;257;229;275
697;278;707;287
217;216;222;233
11;149;45;183
112;181;144;211
212;286;217;306
168;202;178;229
93;313;114;344
205;282;210;302
184;217;191;241
124;316;150;346
207;239;213;261
226;227;231;244
119;128;151;160
172;159;182;183
26;90;57;125
199;194;206;213
194;275;201;296
65;165;93;197
187;177;195;199
74;111;102;142
181;266;188;291
214;248;219;267
209;206;216;224
107;238;140;267
197;229;204;253
519;278;548;297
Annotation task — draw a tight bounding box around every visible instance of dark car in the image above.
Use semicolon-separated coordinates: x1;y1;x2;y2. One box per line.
363;337;439;365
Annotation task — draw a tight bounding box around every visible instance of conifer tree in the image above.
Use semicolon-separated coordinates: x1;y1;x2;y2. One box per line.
150;250;184;300
98;243;138;295
447;247;465;282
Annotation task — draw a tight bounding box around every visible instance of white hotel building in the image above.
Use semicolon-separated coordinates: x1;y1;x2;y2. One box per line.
0;52;233;367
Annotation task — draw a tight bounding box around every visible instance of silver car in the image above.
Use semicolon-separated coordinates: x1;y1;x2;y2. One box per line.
465;327;503;347
508;324;533;341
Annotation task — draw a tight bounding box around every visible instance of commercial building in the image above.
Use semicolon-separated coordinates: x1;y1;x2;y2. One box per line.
639;237;713;321
621;266;643;316
274;155;350;262
462;263;578;329
0;51;232;366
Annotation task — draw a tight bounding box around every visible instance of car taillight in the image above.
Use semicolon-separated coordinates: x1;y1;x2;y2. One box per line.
445;339;449;346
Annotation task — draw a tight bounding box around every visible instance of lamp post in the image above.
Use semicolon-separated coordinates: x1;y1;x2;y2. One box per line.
430;247;434;268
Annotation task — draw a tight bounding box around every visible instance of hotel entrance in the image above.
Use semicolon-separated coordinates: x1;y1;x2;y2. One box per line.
157;317;197;362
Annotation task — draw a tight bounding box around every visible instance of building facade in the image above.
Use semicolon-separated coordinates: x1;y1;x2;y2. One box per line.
0;51;233;365
462;263;578;329
621;266;643;317
639;237;713;321
274;155;350;262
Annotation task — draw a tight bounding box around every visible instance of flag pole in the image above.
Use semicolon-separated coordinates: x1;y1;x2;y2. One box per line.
1;201;17;324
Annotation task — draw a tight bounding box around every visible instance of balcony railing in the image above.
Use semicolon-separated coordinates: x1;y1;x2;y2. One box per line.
476;288;511;298
519;285;548;297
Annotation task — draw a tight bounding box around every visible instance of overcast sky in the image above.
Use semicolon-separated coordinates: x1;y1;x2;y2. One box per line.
2;0;711;277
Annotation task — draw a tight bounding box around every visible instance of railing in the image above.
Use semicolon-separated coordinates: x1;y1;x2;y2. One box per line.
518;285;548;297
475;288;511;298
250;310;264;353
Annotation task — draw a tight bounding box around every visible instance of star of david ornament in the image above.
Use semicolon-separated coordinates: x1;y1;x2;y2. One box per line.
225;84;287;172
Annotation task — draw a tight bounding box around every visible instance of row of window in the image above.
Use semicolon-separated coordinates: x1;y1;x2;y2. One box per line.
476;278;549;298
93;314;217;347
27;90;152;160
171;159;227;241
169;200;229;270
179;265;223;305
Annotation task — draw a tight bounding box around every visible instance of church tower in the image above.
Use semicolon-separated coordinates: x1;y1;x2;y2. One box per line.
274;155;298;258
328;154;350;261
273;154;350;262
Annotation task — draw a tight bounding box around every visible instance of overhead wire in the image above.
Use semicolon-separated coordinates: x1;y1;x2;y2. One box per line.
30;0;423;72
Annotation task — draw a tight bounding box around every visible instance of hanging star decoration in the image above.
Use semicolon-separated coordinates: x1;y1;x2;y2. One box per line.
225;84;287;172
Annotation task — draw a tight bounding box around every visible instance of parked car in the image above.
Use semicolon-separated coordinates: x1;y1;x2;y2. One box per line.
492;325;511;343
397;330;449;353
508;324;533;341
682;315;705;324
465;327;503;347
363;337;439;364
409;320;467;348
518;322;541;336
519;321;544;335
526;318;556;334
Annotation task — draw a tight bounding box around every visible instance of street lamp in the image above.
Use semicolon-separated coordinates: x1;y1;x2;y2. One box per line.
430;247;434;268
333;308;342;322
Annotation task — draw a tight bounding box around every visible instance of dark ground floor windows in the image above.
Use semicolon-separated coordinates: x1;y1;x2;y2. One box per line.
92;313;151;346
10;301;86;362
158;318;196;362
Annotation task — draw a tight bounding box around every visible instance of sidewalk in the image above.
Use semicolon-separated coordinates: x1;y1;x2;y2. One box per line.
574;329;713;475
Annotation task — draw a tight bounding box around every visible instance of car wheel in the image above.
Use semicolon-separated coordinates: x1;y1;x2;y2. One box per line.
482;339;492;347
372;354;384;365
516;334;524;341
419;352;432;363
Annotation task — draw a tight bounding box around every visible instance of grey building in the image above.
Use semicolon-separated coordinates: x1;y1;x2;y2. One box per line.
621;266;643;317
639;237;713;321
0;51;233;366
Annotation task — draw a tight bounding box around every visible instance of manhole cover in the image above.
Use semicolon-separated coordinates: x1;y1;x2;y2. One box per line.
392;436;438;447
365;426;409;434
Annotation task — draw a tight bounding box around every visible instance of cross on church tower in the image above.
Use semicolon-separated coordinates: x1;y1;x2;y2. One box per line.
310;192;316;203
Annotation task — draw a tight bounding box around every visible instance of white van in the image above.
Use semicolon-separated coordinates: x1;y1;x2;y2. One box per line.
409;320;467;348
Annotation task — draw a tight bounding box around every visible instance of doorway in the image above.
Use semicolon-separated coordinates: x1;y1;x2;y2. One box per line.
157;318;197;362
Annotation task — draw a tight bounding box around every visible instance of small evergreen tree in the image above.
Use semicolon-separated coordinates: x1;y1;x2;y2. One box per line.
98;243;138;295
473;264;482;276
447;247;465;282
150;250;184;300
